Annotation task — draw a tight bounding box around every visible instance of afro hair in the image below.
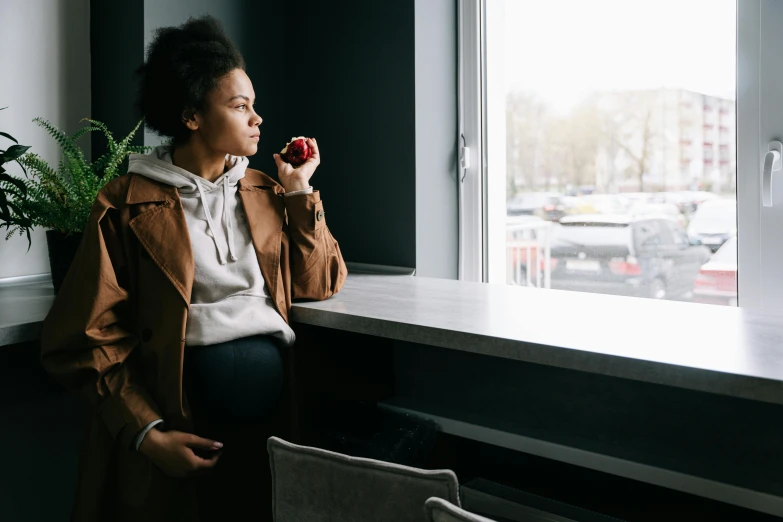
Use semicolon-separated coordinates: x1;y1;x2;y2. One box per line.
133;14;246;144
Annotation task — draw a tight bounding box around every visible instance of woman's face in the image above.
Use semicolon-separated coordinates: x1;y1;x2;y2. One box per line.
190;68;262;158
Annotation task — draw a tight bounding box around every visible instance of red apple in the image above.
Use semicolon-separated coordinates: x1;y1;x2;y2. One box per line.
279;136;312;167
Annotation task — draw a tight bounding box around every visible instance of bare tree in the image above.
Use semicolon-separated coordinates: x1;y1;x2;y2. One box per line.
506;89;659;195
552;99;604;190
507;90;610;195
506;91;550;195
599;91;659;191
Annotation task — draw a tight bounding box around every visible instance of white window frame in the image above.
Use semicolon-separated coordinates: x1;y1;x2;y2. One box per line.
459;0;777;314
736;0;761;310
457;0;485;282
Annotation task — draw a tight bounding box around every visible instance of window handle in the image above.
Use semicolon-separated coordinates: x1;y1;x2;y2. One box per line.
762;140;782;207
459;134;470;183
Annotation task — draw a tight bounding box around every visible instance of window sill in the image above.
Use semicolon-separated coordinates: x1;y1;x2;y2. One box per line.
290;273;783;406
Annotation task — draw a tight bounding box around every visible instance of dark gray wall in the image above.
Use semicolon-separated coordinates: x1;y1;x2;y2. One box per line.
283;0;418;269
90;0;145;162
281;0;458;273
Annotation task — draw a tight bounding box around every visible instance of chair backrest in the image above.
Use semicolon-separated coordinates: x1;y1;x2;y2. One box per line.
424;497;499;522
267;435;460;522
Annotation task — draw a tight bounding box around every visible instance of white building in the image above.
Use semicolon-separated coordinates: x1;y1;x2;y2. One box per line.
595;88;736;194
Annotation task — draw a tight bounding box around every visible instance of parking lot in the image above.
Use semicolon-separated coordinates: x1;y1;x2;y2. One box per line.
506;191;737;306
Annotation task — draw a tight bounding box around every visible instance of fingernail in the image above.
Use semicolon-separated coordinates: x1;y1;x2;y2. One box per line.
213;442;223;449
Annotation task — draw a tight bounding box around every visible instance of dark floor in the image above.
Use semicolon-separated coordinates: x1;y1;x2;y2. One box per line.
1;340;86;522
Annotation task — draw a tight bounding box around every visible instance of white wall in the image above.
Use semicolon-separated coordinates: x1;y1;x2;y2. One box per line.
0;0;91;279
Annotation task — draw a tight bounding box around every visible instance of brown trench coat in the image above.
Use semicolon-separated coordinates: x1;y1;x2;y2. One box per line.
39;168;347;521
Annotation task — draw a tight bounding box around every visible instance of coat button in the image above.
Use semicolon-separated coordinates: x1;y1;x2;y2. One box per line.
316;209;324;221
142;328;153;342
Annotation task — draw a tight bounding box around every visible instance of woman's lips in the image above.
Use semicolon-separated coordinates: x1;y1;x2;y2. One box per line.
250;135;260;140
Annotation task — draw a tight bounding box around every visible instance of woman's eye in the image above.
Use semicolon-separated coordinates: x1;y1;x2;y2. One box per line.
237;104;246;110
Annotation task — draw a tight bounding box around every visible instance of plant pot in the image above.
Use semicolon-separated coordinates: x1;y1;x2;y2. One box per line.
45;230;83;295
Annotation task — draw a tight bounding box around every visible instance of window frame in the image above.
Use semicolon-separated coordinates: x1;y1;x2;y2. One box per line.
457;0;485;282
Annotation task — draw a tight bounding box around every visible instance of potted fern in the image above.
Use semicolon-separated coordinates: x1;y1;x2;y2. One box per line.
0;113;152;293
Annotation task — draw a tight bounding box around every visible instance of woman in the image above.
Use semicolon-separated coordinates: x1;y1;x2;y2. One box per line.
39;14;347;522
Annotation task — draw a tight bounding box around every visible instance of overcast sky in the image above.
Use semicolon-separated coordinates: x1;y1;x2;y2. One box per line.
501;0;736;108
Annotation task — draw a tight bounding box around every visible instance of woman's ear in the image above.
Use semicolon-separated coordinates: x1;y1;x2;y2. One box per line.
181;109;199;131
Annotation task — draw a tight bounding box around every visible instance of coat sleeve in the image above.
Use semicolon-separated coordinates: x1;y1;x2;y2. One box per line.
39;189;163;451
283;190;348;300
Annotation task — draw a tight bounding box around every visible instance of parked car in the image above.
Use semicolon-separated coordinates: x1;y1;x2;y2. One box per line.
573;193;631;215
622;192;655;207
693;235;737;306
629;202;687;229
549;214;712;300
507;192;569;221
686;198;736;252
679;190;721;214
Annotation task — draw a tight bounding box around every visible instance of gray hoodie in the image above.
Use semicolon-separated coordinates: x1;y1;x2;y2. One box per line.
127;145;298;349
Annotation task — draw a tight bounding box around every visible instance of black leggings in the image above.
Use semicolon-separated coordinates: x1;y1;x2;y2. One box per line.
183;333;285;442
183;334;285;521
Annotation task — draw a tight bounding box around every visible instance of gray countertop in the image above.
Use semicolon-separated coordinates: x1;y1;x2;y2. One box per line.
0;277;56;349
5;273;783;405
290;274;783;406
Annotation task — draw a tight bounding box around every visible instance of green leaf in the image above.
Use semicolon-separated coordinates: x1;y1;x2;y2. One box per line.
7;200;29;220
70;125;99;143
0;190;10;217
0;132;18;144
1;145;31;163
0;172;28;195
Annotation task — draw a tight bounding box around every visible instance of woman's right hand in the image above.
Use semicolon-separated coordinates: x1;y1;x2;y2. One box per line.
139;427;224;478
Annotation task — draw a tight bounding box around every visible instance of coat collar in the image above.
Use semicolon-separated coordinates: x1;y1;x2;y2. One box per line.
124;170;287;318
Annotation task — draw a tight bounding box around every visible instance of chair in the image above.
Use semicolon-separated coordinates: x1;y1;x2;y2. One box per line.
424;497;501;522
267;435;460;522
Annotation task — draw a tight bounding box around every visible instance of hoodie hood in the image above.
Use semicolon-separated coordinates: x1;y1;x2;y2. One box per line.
128;145;249;265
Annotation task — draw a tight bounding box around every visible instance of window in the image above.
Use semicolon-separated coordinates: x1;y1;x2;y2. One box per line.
457;0;783;311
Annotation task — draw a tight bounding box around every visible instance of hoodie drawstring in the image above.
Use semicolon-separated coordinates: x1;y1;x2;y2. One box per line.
196;178;228;265
224;178;237;262
129;146;246;265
